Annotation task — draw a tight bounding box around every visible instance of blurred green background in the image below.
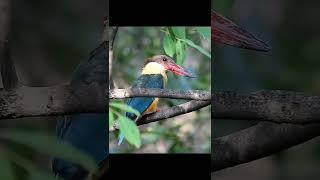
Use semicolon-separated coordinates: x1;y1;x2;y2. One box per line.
109;27;211;153
213;0;320;179
0;0;106;179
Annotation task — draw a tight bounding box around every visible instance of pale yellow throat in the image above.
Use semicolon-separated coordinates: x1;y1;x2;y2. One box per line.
141;62;168;84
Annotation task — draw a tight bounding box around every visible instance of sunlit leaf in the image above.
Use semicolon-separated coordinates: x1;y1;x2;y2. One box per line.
163;35;175;57
0;130;98;173
196;27;211;39
110;103;140;117
182;39;211;58
118;115;141;148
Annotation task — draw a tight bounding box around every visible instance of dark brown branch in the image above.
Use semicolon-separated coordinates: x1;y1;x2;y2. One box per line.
109;88;211;101
137;100;211;125
212;121;320;172
2;89;320;124
109;100;211;131
0;84;106;120
213;90;320;124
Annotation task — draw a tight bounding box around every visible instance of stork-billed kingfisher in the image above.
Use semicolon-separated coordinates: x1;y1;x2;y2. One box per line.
118;55;194;145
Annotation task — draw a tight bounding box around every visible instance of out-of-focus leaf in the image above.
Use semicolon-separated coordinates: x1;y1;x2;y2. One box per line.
118;115;141;148
182;39;211;58
163;35;175;57
175;40;187;65
181;42;187;64
196;27;211;39
28;169;57;180
0;155;14;180
110;103;140;117
0;130;98;173
172;27;186;39
168;27;176;40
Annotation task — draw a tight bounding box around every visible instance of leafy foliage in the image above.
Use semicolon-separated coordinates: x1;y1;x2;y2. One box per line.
162;27;211;65
0;129;98;180
109;102;141;148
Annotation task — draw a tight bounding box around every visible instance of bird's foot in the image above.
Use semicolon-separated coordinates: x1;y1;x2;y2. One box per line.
156;108;160;112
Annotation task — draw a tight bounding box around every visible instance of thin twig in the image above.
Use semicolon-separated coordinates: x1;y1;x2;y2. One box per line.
108;27;118;89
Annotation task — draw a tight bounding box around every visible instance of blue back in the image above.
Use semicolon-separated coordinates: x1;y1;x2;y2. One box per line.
117;74;164;145
126;74;164;119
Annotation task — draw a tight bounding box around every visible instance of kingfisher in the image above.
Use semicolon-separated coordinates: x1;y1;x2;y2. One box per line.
212;10;271;52
118;55;195;145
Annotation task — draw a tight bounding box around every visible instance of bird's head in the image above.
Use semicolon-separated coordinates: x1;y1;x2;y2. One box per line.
143;55;195;78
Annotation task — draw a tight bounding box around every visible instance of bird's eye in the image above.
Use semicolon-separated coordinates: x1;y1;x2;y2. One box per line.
162;58;167;61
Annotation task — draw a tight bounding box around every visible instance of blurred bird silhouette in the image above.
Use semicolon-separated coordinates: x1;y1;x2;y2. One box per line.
52;42;108;180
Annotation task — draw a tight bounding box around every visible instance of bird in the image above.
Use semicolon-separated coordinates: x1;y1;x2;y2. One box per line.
52;42;108;180
117;55;195;145
212;10;271;52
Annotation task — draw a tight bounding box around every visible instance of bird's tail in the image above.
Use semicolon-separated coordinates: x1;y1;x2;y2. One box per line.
117;133;125;146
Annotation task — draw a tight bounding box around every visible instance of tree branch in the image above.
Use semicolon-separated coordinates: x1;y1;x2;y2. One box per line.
2;89;320;125
109;88;211;101
137;100;211;125
213;90;320;124
0;84;106;120
109;100;211;131
212;121;320;172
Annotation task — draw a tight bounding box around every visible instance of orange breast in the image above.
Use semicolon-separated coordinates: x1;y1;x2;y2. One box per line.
144;98;159;115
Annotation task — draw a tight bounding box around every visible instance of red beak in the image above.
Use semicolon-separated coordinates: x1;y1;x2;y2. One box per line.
166;62;196;78
212;10;271;52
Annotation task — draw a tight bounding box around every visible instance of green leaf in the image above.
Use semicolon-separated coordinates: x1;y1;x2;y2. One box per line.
172;27;186;39
0;130;98;173
0;155;14;180
196;27;211;39
110;103;140;117
118;115;141;148
168;27;176;40
182;39;211;58
109;110;115;128
163;35;175;57
175;40;187;65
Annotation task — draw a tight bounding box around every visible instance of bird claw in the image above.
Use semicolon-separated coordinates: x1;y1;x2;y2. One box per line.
156;108;160;112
